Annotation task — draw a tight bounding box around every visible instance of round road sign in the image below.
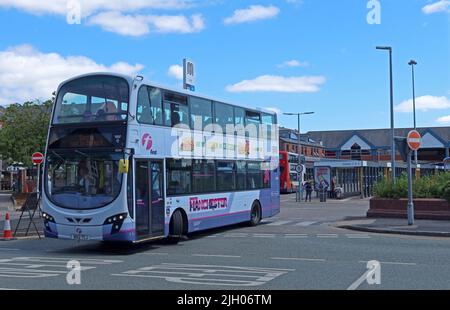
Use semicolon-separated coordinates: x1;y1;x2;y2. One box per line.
32;152;44;165
407;130;421;151
296;164;304;174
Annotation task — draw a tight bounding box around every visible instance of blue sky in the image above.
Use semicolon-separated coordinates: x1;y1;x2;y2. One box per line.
0;0;448;132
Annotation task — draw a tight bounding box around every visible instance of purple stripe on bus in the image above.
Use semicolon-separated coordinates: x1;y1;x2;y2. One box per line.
188;210;250;222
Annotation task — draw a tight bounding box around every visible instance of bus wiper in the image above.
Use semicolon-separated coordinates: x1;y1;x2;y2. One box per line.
51;150;64;161
75;150;89;157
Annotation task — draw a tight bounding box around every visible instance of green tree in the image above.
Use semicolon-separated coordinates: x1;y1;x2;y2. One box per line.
0;100;53;167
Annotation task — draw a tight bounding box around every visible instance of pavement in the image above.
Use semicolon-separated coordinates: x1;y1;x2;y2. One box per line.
336;218;450;237
0;191;43;238
0;194;450;289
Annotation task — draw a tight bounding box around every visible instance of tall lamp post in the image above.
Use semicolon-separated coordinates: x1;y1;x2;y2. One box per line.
408;59;418;164
376;46;396;184
284;112;315;203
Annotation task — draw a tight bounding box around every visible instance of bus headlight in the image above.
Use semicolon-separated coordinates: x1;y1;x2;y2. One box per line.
103;213;128;234
42;212;55;223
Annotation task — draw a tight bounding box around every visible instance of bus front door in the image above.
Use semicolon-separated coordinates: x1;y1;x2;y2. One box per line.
135;160;165;239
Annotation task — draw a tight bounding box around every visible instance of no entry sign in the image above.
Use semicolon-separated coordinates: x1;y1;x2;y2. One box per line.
407;130;421;151
32;152;44;165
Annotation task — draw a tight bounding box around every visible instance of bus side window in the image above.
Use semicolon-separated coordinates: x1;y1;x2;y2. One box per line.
163;101;171;126
149;87;163;126
137;86;152;124
163;92;189;128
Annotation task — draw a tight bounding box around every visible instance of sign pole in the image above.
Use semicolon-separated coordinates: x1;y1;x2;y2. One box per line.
407;150;414;226
36;163;40;195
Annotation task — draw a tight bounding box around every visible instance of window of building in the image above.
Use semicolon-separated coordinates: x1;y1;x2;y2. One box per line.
167;159;192;195
190;97;212;131
216;161;235;191
192;159;215;193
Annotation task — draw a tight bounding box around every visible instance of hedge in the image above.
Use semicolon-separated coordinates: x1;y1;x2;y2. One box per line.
373;172;450;202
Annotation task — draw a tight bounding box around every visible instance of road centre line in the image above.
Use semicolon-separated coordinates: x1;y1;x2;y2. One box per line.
270;257;326;262
317;234;338;238
141;252;169;256
192;254;241;258
284;234;308;238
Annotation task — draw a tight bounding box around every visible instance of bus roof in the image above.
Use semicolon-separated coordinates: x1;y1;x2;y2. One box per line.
56;72;278;117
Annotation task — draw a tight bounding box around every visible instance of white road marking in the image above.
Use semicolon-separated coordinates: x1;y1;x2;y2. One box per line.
0;248;20;251
359;260;416;266
0;257;122;278
346;234;371;239
112;263;294;287
141;252;169;256
294;221;318;227
284;234;308;238
253;234;276;238
192;254;241;258
223;233;248;238
347;269;371;290
270;257;326;262
267;220;292;226
317;234;338;238
0;288;21;290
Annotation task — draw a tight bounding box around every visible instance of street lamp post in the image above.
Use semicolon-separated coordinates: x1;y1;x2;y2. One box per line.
408;59;418;164
376;46;396;184
284;112;315;203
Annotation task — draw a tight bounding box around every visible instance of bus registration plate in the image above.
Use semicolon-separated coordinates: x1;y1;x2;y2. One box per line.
72;234;90;241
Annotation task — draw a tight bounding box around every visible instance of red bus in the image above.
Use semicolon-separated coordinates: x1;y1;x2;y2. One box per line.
279;151;304;193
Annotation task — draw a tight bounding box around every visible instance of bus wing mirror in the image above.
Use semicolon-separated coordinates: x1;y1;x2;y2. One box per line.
119;159;129;174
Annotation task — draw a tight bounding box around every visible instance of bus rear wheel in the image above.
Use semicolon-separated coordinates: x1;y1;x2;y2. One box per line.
166;210;183;244
249;202;262;226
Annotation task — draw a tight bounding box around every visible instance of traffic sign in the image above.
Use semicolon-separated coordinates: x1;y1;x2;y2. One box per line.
407;130;421;151
296;164;304;174
32;152;44;165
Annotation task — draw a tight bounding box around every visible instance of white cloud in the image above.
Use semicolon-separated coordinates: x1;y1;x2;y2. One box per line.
422;0;450;14
0;0;204;37
0;0;193;16
88;11;150;36
0;45;143;105
226;75;326;93
278;60;309;68
437;115;450;124
394;95;450;113
148;13;205;33
168;65;183;80
224;5;280;25
88;11;205;36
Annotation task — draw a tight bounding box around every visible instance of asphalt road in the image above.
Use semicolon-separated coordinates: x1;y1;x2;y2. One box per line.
1;195;450;290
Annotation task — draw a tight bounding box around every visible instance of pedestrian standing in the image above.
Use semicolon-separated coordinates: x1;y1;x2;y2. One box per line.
305;181;313;202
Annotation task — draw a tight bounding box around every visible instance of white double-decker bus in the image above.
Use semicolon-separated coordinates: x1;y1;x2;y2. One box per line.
42;73;280;243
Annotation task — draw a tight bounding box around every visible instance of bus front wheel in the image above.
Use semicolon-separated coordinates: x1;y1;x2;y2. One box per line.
166;210;183;244
249;201;262;226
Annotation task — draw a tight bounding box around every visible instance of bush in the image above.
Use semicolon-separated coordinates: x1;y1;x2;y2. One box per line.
442;181;450;203
374;172;450;202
